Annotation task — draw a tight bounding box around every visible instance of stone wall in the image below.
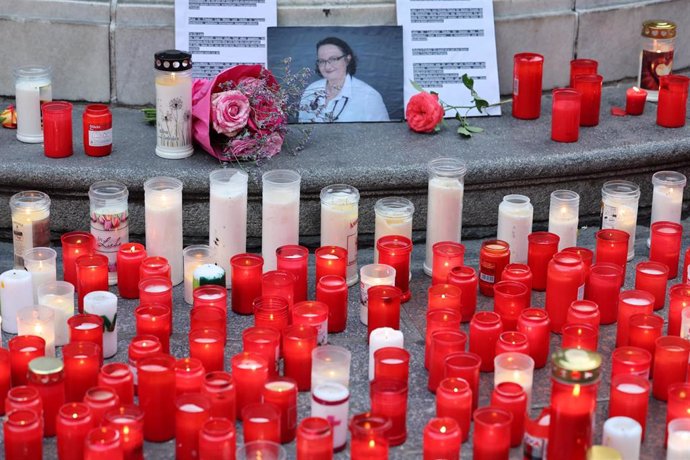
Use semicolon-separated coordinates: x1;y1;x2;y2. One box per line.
1;0;688;104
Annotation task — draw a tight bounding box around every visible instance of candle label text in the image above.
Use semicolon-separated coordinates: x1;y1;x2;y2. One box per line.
91;210;129;275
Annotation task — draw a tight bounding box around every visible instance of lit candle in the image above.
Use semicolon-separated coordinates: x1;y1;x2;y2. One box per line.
495;331;529;355
377;235;413;302
667;418;690;460
83;426;123;459
243;327;280;377
297;417;333;459
431;242;465;285
135;305;171;353
349;412;391;459
312;345;351;388
193;285;227;312
373;347;410;384
144;177;184;285
315;275;348;333
230;253;263;315
139;256;171;282
116;242;146;299
367;286;402;338
3;409;42;459
472;407;512;458
428;330;466;392
616;290;655;347
527;232;560;291
9;191;51;268
175;393;210;460
368;327;403;381
493;281;529;331
561;323;598;351
320;184;360;286
293;301;329;346
447;266;478;321
545;251;586;333
231;352;269;420
469;311;503;372
435;377;472;443
242;402;281;444
611;346;651;379
201;371;236;421
37;280;75;346
68;314;104;361
494;352;535;408
23;247;56;303
359;263;396;325
370;378;408;446
586;262;624;324
625;86;647;115
262;377;298;443
649;172;685;248
283;324;318;391
517;308;551;369
374;197;414;264
628;313;664;373
426;309;461;369
127;335;162;388
315;246;347;283
443;352;481;412
138;276;173;333
652;336;690;401
60;232;95;287
602;416;642;460
491;381;527;447
310;382;349;451
548;190;579;250
650;222;683;280
75;254;109;313
17;306;55;357
428;283;462;314
8;335;45;386
669;284;690;336
608;374;650;440
83;290;118;358
423;417;461;460
189;328;224;372
262;270;296;311
104;405;144;460
0;269;34;333
601;181;640;261
27;356;65;437
174;357;205;396
63;341;100;402
88;180;129;286
261;170;301;272
198;418;235;460
276;245;309;303
98;362;134;405
56;402;94;460
253;296;289;335
183;244;215;304
635;261;668;311
84;386;120;426
497;194;533;263
137;353;176;441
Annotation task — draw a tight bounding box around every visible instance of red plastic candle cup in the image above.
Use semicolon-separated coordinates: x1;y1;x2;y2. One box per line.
262;377;298;443
616;290;655;347
175;393;210;460
370;379;408;446
551;89;581;143
84;387;120;427
349;413;391;458
42;101;73;158
517;308;551;369
98;362;134;405
652;336;690;401
491;381;527;447
374;347;410;384
82;104;112;157
63;341;100;402
76;254;109;313
447;266;478;321
595;229;629;279
432;242;465;285
545;251;586;333
472;407;512;458
8;335;45;386
202;371;236;421
657;74;689;128
443;353;480;412
314;246;347;283
243;327;280;377
609;374;651;441
566;300;600;331
501;263;533;301
27;356;65;437
297;417;333;459
282;324;317;391
628;313;664;373
134;305;171;353
585;263;624;324
668;284;690;336
479;240;510;296
56;402;94;460
626;86;647;115
83;426;123;459
190;306;226;343
231;352;269;420
138;354;176;442
127;335;162;390
425;309;461;369
139;256;171;282
573;74;603;126
104;405;144;460
4;386;42;420
611;346;652;379
175;357;205;396
493;281;529;331
469;311;503;372
650;221;682;279
117;242;146;299
563;247;594;274
242;402;281;443
61;231;96;287
561;323;598;351
495;331;529;355
569;58;598;87
367;286;402;339
253;296;290;335
315;275;348;333
377;235;413;302
189;329;225;372
68;313;104;359
138;276;173;332
527;232;560;291
4;409;43;459
635;261;669;311
423;417;461;460
262;270;296;310
667;383;690;441
428;330;467;393
230;253;264;315
293;301;329;346
276;245;309;303
193;285;227;312
199;418;236;459
512;53;544;120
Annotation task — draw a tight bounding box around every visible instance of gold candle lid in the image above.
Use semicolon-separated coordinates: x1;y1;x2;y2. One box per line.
28;357;64;375
587;446;622;460
551;348;602;384
642;20;676;39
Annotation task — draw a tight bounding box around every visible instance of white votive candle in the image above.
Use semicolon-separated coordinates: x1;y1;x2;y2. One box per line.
17;305;56;357
320;184;360;286
183;245;215;304
667;418;690;460
10;191;51;268
83;290;118;358
145;177;184;285
37;281;75;346
14;66;52;143
311;345;351;389
601;180;640;261
262;170;301;272
359;264;396;325
23;247;57;303
497;195;533;264
548;190;579;250
681;306;690;340
0;269;34;333
374;197;414;263
368;327;404;380
311;382;350;451
494;352;535;408
602;416;641;460
649;171;686;247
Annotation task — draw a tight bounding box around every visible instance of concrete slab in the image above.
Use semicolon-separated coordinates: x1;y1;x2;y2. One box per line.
278;4;397;26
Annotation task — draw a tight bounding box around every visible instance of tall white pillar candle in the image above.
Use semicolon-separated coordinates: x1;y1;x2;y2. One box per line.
14;66;52;143
183;245;215;304
10;191;51;268
262;170;301;272
209;169;248;288
89;181;129;285
0;269;34;333
84;291;118;358
374;197;414;263
368;327;404;380
667;418;690;460
17;305;56;357
144;177;184;285
497;195;533;264
311;382;350;451
359;264;396;325
602;416;642;460
601;180;640;261
549;190;580;250
424;158;466;276
23;247;57;303
320;184;360;286
37;281;75;346
649;171;686;247
494;352;535;408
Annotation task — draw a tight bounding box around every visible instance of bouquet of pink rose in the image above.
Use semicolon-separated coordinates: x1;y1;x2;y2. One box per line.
192;65;288;162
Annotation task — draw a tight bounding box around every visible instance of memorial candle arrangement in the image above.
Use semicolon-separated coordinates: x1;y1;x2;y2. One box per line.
144;177;184;285
262;169;301;272
320;184;360;286
88;180;129;285
497;194;533;264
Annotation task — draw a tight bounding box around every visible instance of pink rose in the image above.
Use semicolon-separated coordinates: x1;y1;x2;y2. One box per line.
248;94;286;135
261;132;284;158
230;137;259;158
211;90;250;137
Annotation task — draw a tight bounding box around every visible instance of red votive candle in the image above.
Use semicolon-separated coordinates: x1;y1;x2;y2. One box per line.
370;378;408;445
628;313;664;374
117;242;146;299
635;261;669;311
263;377;298;443
479;239;510;296
595;229;629;279
491;381;527;447
56;402;94;460
563;247;594;274
349;413;391;459
276;245;309;303
127;335;162;390
27;356;65;437
517;308;551;369
652;336;690;401
4;409;42;459
657;74;689;128
297;417;333;459
8;335;45;386
545;251;586;333
377;235;413;302
585;263;624;324
139;256;171;282
315;246;347;283
231;352;269;420
139;276;173;332
566;300;600;331
134;305;171;353
190;306;226;342
293;301;329;346
230;253;263;315
316;275;348;333
4;386;42;420
429;330;467;392
202;371;236;421
199;417;235;460
650;222;682;279
137;353;176;442
63;341;100;402
616;290;655;347
61;231;96;287
104;405;144;460
669;284;690;336
175;357;205;396
551;88;581;142
193;285;227;312
242;402;281;443
527;231;560;291
469;311;503;372
423;417;461;460
83;426;123;459
512;52;544;120
501;263;532;302
667;383;690;441
262;270;296;311
254;296;290;335
612;346;652;379
626;86;647;115
374;347;410;384
98;362;134;405
175;393;210;460
84;387;120;426
432;241;465;285
495;331;529;355
427;283;462;314
82;104;112;157
569;58;598;87
189;328;225;372
447;265;478;321
473;407;512;458
425;309;461;369
443;353;481;412
493;281;529;330
282;324;317;391
68;314;104;359
76;254;109;313
367;286;402;340
561;323;598;351
243;327;280;377
608;374;650;440
573;74;603;126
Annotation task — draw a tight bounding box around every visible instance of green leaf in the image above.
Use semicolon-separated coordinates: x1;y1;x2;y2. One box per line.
410;80;425;93
475;98;489;113
454;112;462;121
457;126;472;137
461;74;474;90
434;124;442;133
101;313;117;332
465;125;484;133
430;91;438;96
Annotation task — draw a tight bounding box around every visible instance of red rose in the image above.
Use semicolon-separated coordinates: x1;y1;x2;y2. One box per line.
406;92;444;133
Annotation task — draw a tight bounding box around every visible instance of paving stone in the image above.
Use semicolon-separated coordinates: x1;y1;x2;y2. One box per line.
493;0;574;18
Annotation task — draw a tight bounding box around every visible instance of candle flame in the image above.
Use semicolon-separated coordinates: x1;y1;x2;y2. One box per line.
440;425;447;434
633;86;640;93
368;440;376;448
572;384;581;397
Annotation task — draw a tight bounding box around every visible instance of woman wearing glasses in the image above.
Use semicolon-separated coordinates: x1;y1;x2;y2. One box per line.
298;37;390;122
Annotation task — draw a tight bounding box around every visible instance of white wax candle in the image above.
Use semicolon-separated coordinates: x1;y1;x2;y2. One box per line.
39;292;74;346
494;353;535;408
616;382;646;394
602;416;641;460
0;270;34;333
83;290;118;358
368;327;404;380
320;187;359;286
145;178;184;285
651;184;683;224
262;183;300;272
155;73;193;158
15;76;52;143
183;246;214;304
425;177;464;275
359;264;396;325
312;345;351;389
601;201;638;261
374;197;414;263
668;429;690;460
549;206;578;250
17;306;56;357
496;195;533;264
681;306;690;340
24;262;56;304
311;382;350;450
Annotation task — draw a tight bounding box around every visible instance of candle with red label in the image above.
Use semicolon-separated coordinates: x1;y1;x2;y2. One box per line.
668;284;690;336
175;393;210;460
611;346;652;379
469;311;503;372
370;378;408;445
427;284;461;314
585;263;624;324
652;336;690;401
473;407;512;458
377;235;413;302
608;373;650;439
551;89;581;142
495;331;529;355
83;426;123;459
139;276;173;331
491;381;527;447
314;246;347;282
56;402;94;460
262;270;296;310
431;242;465;285
512;53;544;120
189;328;224;372
262;377;298;443
98;362;134;405
242;402;281;443
63;341;100;402
616;290;655;347
5;386;42;420
297;417;333;459
595;229;629;277
4;409;42;460
374;347;410;384
516;308;550;368
61;231;96;287
104;405;144;460
428;330;467;392
657;74;689;128
626;86;647;115
443;354;480;413
198;417;235;459
493;281;529;330
190;306;226;342
527;232;560;291
349;413;391;459
117;242;146;299
545;251;586;333
569;58;598;87
650;221;682;279
423;417;461;460
425;309;461;369
84;387;120;426
230;253;263;315
243;327;280;377
254;296;290;334
561;323;598;351
293;301;329;346
447;266;477;321
135;305;171;353
139;256;171;282
565;300;600;331
27;356;65;437
174;357;205;396
8;335;45;386
276;245;309;303
231;352;269;420
193;285;227;312
202;371;236;421
138;354;176;441
628;313;664;372
76;254;108;313
316;275;348;333
479;239;510;296
573;74;603;126
634;261;668;311
282;324;317;391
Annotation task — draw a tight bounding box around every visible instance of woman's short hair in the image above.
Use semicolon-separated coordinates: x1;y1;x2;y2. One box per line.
315;37;357;77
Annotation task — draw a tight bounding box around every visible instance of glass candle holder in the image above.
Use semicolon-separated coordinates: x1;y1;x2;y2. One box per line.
669;284;690;337
370;378;407;445
276;245;309;303
237;441;286;460
27;356;65;437
292;301;329;346
493;280;529;331
189;328;224;372
17;305;56;357
497;194;533;264
650;221;682;279
297;417;333;459
83;290;118;358
138;277;173;332
175;357;205;396
501;263;533;300
650;171;686;244
616;290;655;347
135;305;171;353
367;286;402;338
435;377;472;443
312;345;351;389
425;309;462;369
349;412;392;459
479;239;510;296
657;74;689;128
10;191;50;271
4;409;42;459
231;253;264;315
98;362;134;405
23;247;56;304
75;254;109;313
473;407;512;458
428;330;467;393
9;335;45;387
628;313;664;373
635;261;669;311
60;231;95;287
443;352;481;412
601;181;641;262
563;246;594;273
369;328;404;381
310;382;350;451
549;190;580;250
88;180;129;286
68;314;104;361
193;285;227;311
585;262;624;324
117;242;146;299
512;52;544;119
154;50;193;159
374;197;414;264
314;245;347;283
243;327;280;377
566;300;600;330
84;426;123;459
14;65;51;143
282;324;317;391
573;74;603;126
545;251;586;333
602;417;642;460
242;402;280;444
56;402;94;460
373;347;410;384
608;373;650;440
183;244;215;304
320;184;359;286
262;170;301;272
561;323;598;351
517;308;551;369
495;331;529;355
551;89;581;142
447;266;477;321
431;242;465;285
637;20;675;97
527;231;560;292
423;417;461;460
190;306;226;341
5;386;41;420
425;158;466;275
199;417;235;460
104;405;144;460
231;352;269;420
494;352;535;408
41;101;73;158
84;386;120;426
175;393;210;459
569;58;598;87
262;270;296;311
667;418;690;460
139;256;171;282
138;353;176;442
316;275;348;333
263;377;298;443
82;104;112;157
491;381;527;447
127;335;162;388
469;311;503;372
0;270;32;334
377;235;413;302
612;346;652;379
144;177;184;285
253;296;289;335
202;371;236;421
427;284;461;314
653;336;690;401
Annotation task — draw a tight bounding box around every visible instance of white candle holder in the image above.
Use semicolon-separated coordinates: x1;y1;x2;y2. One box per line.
262;170;301;272
601;180;640;261
37;280;75;346
154;50;193;159
89;180;129;285
320;184;360;286
374;197;414;264
549;190;580;250
602;416;641;460
17;305;56;357
359;264;396;325
648;171;686;247
497;194;533;264
14;66;52;143
368;327;404;380
144;177;184;285
183;245;216;304
494;352;535;408
10;191;51;268
23;247;57;303
83;290;118;358
311;345;351;389
668;418;690;460
0;269;34;333
311;382;350;451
